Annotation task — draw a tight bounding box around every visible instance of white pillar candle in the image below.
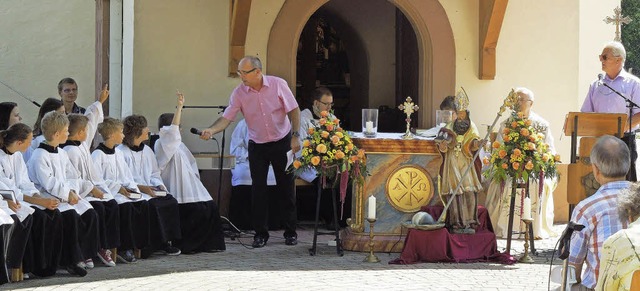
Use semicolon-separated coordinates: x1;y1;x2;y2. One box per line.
522;197;532;220
368;195;376;219
366;121;373;133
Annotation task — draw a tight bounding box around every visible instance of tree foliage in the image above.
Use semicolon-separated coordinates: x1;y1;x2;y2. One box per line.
622;0;640;72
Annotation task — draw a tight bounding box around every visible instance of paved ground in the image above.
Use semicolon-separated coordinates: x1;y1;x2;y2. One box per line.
6;223;568;291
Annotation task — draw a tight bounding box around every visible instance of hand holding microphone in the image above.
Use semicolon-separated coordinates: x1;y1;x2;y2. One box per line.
191;127;216;140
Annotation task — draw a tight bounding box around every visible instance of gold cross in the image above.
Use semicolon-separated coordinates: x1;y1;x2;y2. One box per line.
604;6;632;42
398;96;419;139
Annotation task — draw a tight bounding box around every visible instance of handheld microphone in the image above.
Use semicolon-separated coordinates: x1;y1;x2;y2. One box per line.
597;73;604;86
190;128;215;140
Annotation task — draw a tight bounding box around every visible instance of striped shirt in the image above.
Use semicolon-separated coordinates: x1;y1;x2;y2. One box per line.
568;180;630;289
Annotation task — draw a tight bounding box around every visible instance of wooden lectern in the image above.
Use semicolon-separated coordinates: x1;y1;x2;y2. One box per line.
563;112;627;216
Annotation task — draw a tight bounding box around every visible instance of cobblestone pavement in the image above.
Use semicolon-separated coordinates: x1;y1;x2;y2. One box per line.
7;223;568;291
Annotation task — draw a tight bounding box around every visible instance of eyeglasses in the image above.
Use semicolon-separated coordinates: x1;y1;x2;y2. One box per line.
62;88;78;93
236;68;257;76
318;100;334;107
599;54;619;61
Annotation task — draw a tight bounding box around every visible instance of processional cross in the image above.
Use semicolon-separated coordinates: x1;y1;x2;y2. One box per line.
398;96;419;139
604;6;632;42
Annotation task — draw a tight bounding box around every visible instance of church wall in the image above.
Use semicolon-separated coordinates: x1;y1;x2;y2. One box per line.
0;0;95;128
132;0;284;152
440;0;618;161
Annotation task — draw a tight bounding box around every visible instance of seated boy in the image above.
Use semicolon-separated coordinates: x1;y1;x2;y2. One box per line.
155;93;225;253
27;111;100;277
118;114;181;256
61;114;119;267
92;117;150;264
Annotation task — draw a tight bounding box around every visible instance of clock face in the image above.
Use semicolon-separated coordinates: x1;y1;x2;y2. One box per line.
385;165;434;212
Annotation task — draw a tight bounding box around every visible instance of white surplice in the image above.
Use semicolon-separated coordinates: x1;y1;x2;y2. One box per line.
0;150;36;221
117;144;166;189
27;145;93;215
91;146;149;204
230;119;277;186
485;111;557;239
155;124;212;204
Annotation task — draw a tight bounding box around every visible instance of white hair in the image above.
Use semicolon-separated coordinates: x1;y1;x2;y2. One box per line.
514;87;535;102
604;41;626;61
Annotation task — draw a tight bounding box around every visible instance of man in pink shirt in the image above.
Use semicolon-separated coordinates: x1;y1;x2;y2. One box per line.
200;56;301;248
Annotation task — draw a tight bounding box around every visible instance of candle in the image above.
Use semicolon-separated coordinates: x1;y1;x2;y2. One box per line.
368;195;376;219
366;121;373;133
522;197;532;220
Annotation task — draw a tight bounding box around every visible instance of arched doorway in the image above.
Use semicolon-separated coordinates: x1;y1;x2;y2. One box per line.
267;0;455;128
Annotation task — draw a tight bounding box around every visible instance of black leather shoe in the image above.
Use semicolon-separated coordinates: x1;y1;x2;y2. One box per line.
285;235;298;246
252;237;267;248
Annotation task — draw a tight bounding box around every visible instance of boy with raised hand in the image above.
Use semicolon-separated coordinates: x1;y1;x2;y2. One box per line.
155;93;225;254
27;111;99;277
118;115;181;257
92;117;149;264
61;114;118;267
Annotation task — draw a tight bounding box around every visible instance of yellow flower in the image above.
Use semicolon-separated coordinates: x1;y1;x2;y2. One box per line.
335;151;345;159
336;131;344;138
316;144;327;153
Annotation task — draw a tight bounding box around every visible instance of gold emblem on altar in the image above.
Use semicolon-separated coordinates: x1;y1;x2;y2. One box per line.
385;165;434;212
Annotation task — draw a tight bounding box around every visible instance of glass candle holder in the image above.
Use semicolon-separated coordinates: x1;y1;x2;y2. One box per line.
362;109;378;138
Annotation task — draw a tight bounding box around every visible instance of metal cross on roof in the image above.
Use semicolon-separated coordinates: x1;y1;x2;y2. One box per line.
604;6;632;42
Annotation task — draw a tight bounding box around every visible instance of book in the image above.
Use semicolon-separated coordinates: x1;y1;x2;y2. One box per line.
128;192;142;199
151;186;168;197
0;190;16;203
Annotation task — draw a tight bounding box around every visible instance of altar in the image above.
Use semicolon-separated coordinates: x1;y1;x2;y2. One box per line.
341;132;442;252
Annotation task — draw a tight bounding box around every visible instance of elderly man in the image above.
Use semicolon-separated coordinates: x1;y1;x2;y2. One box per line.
596;182;640;291
486;87;557;239
581;41;640;180
200;56;301;248
569;135;630;290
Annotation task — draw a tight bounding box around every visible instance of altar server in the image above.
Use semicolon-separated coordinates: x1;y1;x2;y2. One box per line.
118;114;181;256
27;112;99;277
61;114;118;267
92;117;150;263
23;98;65;162
0;121;64;278
155;93;225;254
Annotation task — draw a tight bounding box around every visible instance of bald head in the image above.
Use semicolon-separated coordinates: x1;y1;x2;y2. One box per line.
591;135;630;178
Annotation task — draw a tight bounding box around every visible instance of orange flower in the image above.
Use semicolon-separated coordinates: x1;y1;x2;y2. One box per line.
525;160;534;170
350;155;359;162
319;118;327;126
311;156;321;166
357;149;366;159
517;112;524;119
326;124;334;131
308;127;315;135
542;154;549;162
511;122;518;128
512;162;520;170
335;131;344;138
520;128;530;137
346;143;354;151
554;154;561;162
321;131;330;138
316;144;327;153
331;135;340;144
502;128;510;135
334;118;340;125
320;111;329;117
501;163;508;169
293;160;302;169
498;149;507;158
335;151;345;159
492;141;501;149
527;142;536;150
513;148;522;156
504;135;511;142
525;119;532;126
303;139;311;148
483;157;490;165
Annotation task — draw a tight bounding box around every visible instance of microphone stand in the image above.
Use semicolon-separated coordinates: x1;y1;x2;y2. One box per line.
183;105;228;211
601;80;639;181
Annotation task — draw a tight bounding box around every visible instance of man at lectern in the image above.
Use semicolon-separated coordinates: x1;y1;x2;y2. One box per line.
581;41;640;180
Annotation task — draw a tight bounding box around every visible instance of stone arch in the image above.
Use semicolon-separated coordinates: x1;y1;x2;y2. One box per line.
267;0;455;127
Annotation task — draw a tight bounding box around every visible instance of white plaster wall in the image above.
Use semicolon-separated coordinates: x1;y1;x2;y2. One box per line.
0;0;94;128
440;0;619;159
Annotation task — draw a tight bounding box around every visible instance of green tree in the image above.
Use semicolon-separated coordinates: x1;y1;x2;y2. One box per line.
622;0;640;72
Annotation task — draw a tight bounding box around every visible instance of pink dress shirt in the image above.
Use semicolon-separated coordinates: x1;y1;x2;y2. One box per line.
222;75;298;144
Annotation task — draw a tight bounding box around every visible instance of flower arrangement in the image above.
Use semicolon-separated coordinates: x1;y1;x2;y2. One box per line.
483;103;560;183
291;110;367;190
